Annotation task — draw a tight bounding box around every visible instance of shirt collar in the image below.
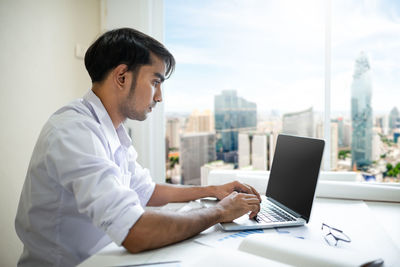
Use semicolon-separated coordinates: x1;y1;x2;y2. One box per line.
83;90;132;154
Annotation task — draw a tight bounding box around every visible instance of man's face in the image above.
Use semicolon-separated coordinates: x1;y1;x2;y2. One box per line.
120;54;166;121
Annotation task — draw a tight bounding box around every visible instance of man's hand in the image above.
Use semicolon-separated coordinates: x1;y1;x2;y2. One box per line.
215;191;260;222
212;181;261;203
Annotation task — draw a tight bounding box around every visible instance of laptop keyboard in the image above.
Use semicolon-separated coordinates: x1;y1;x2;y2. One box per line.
255;201;296;223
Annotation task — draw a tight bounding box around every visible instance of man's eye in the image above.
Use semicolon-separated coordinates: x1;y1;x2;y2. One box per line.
153;80;160;86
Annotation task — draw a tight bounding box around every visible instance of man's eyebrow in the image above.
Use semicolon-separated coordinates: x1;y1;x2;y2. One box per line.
154;72;165;82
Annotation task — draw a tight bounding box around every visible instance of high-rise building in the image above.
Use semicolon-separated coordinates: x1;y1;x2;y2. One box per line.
238;132;274;170
332;117;345;148
372;131;382;162
185;109;214;133
389;107;400;132
331;117;351;149
282;107;314;137
316;121;339;170
351;51;373;168
214;90;257;164
343;120;352;148
238;133;251;168
394;132;400;143
180;133;216;185
166;118;180;149
375;115;389;135
252;133;274;171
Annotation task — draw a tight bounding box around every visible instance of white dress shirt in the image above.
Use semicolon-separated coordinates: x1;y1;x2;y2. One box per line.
15;90;155;267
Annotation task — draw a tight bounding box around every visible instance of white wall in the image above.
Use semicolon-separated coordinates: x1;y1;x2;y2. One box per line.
0;0;100;265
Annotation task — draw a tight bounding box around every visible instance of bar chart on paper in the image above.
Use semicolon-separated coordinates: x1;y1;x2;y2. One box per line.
195;229;265;249
217;229;264;242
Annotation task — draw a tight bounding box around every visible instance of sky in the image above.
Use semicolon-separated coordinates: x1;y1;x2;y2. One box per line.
164;0;400;116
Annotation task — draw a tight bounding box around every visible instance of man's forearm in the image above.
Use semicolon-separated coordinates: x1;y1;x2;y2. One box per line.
122;206;222;253
147;183;217;206
123;190;260;253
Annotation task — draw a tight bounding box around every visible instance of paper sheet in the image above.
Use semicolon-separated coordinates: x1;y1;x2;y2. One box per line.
239;233;380;267
195;199;400;266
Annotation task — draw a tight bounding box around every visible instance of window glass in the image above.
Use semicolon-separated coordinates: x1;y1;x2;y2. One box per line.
165;0;325;184
331;0;400;182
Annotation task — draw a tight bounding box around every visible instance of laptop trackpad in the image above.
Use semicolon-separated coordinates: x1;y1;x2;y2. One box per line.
232;214;258;226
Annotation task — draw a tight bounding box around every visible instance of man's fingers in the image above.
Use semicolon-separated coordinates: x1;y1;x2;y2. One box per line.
234;182;262;202
240;193;261;202
243;183;261;202
248;204;260;218
242;197;261;205
234;182;251;193
246;195;260;219
232;192;260;208
249;211;258;219
241;194;260;217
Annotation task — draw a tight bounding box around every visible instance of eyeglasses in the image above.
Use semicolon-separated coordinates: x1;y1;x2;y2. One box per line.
321;223;351;246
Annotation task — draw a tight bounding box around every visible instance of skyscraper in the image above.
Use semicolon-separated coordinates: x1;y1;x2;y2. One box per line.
316;121;339;170
185;109;214;133
372;132;382;162
214;90;257;164
331;117;351;148
332;117;345;147
343;120;352;148
238;132;274;170
375;115;389;135
282;107;314;137
180;132;216;185
389;107;400;132
238;133;251;168
351;52;373;168
166;118;180;149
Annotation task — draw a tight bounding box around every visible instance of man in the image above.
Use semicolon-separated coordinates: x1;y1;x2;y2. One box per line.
15;28;261;266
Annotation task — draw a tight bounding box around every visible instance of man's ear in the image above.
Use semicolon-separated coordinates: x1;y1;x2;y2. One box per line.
114;64;129;90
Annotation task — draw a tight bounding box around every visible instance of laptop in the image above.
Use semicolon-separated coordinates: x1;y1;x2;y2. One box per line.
220;134;325;231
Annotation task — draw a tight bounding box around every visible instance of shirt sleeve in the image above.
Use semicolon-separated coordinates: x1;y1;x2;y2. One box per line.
127;146;156;207
44;119;144;245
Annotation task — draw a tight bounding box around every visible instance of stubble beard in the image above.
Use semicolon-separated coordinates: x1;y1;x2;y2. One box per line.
119;78;147;122
120;96;147;121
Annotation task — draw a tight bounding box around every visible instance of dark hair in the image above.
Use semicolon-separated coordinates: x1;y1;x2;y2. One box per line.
84;28;175;83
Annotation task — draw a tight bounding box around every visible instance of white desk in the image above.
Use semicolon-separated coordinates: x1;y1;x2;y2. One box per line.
79;198;400;267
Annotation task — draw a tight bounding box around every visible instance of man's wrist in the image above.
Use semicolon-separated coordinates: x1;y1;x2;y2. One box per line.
211;205;224;223
205;185;217;198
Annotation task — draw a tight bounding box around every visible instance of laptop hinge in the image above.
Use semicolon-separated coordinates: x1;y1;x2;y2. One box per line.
267;197;303;219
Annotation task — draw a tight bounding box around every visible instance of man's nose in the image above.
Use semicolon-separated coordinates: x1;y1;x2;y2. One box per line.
154;86;162;103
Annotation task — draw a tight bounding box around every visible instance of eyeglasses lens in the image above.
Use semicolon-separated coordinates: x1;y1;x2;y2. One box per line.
330;228;349;241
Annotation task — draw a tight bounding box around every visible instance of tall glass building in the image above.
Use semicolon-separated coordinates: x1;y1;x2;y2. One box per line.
351;52;373;169
214;90;257;163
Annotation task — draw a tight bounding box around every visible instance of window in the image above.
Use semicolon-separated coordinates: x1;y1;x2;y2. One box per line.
331;0;400;182
164;0;400;185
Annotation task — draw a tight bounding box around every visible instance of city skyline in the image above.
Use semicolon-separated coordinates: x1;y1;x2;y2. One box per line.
165;88;399;178
165;84;399;184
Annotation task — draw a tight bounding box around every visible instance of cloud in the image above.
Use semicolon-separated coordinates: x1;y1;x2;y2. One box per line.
165;0;400;114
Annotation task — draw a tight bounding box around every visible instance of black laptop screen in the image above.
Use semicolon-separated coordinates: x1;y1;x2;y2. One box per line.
266;134;325;222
